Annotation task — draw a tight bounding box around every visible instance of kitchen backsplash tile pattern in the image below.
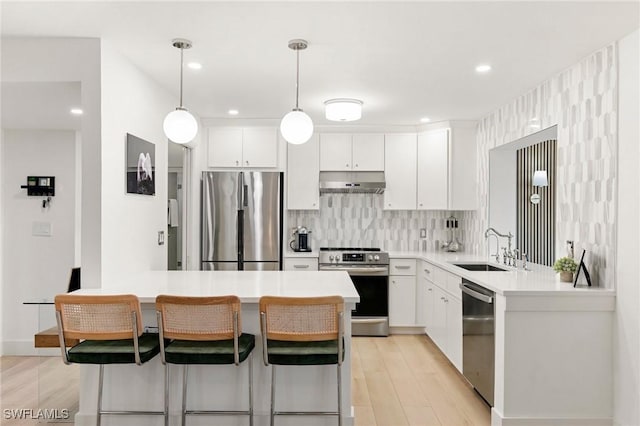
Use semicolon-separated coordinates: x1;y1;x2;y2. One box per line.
288;194;465;252
463;43;617;288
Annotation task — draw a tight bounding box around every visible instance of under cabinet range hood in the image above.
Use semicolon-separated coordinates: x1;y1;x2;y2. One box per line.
319;171;386;194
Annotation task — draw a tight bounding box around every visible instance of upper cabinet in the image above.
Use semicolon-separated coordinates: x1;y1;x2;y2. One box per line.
417;129;449;209
287;134;320;210
319;133;384;171
417;123;477;210
384;133;417;210
208;127;278;168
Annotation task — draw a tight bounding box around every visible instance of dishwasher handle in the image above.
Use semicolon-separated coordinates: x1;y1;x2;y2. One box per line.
460;283;494;304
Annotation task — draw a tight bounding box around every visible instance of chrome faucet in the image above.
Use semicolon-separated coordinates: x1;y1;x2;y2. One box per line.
523;253;529;270
486;233;500;262
513;248;520;268
485;227;514;263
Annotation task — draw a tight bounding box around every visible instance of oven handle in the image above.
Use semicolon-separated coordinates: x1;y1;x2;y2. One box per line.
319;266;389;275
460;283;493;304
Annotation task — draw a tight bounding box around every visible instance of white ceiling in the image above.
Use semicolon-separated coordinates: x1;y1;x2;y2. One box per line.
1;1;638;126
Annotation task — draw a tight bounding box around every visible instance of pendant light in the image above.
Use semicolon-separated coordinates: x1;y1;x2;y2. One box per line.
163;39;198;145
280;39;313;145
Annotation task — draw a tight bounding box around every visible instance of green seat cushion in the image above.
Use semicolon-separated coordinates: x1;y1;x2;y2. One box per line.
164;333;255;365
67;333;160;365
267;339;344;365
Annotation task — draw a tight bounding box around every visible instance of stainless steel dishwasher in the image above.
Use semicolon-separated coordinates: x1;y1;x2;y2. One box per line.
460;279;495;406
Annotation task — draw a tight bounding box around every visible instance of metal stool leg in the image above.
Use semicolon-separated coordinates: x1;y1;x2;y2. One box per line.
337;364;342;426
96;365;104;426
181;365;188;426
270;365;276;426
249;354;254;426
164;364;169;426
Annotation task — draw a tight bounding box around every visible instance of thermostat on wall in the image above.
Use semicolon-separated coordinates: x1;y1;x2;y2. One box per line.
21;176;55;196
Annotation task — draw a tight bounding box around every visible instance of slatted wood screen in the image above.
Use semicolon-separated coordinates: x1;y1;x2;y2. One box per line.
516;139;557;266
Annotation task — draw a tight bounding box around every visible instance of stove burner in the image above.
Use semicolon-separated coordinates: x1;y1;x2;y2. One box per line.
319;247;381;252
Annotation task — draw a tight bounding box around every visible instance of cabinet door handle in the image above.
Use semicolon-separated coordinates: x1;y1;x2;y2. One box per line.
235;160;239;165
440;297;445;300
293;264;310;269
427;288;433;291
419;203;423;207
395;265;410;270
245;160;249;165
346;163;350;168
423;269;431;274
355;163;359;167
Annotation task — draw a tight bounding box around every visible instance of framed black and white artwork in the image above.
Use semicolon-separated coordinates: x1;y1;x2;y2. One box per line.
126;133;155;196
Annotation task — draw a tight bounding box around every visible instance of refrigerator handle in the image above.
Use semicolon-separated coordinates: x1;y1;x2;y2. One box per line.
243;185;248;207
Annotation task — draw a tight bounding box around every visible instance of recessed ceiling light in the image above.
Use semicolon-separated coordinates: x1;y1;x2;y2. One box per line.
420;117;431;123
187;62;202;70
475;64;492;73
70;108;83;115
228;109;239;116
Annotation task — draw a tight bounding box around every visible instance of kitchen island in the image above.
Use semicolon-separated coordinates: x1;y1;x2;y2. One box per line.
70;270;360;426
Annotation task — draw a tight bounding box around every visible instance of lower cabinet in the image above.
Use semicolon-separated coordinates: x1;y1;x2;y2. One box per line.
283;257;318;271
389;275;416;326
423;261;462;372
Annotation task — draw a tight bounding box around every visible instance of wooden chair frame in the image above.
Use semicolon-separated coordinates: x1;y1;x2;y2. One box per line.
155;295;253;426
259;295;345;426
54;294;165;426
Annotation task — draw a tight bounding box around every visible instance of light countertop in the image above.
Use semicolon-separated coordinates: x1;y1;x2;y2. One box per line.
389;251;614;297
73;270;359;304
284;250;319;258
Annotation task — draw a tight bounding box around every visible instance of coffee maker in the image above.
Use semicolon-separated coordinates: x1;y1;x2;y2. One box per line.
290;226;312;252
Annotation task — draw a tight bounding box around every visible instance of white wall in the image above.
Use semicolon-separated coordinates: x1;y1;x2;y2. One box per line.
99;41;175;283
614;29;640;426
1;38;102;289
1;129;76;355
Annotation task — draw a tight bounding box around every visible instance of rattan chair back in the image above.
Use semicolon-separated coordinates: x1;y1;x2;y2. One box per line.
156;295;241;341
54;294;143;340
259;296;344;342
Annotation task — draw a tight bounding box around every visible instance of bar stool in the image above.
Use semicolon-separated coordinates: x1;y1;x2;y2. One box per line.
155;295;255;426
259;295;344;426
54;294;165;426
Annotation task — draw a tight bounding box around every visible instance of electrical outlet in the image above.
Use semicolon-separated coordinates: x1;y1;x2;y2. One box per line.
158;231;165;245
420;228;427;238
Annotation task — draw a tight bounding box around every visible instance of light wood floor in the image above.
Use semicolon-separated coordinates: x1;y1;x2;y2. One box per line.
0;335;490;426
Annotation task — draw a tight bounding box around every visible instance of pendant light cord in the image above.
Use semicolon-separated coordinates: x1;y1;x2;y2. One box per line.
295;47;300;110
179;46;184;108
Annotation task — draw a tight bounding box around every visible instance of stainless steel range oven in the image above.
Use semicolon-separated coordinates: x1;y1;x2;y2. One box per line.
318;248;389;336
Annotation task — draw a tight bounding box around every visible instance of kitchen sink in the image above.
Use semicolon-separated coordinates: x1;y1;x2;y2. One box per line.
453;263;508;272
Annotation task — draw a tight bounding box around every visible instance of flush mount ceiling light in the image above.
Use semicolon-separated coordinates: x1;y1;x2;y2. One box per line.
163;38;198;145
187;62;202;70
420;117;431;123
324;98;363;122
70;108;83;115
228;109;239;116
280;39;313;145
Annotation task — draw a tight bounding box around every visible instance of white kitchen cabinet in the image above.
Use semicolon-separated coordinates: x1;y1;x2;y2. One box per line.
208;127;278;168
283;257;318;271
319;134;352;170
384;133;417;210
424;260;462;372
389;275;416;327
417;129;449;209
319;133;384;171
287;134;319;210
417;260;435;328
416;123;477;210
351;134;385;170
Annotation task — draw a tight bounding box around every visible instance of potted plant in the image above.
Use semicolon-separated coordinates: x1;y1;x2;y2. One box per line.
553;256;578;282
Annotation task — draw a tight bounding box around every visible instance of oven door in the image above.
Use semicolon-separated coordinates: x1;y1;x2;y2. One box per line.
349;270;389;336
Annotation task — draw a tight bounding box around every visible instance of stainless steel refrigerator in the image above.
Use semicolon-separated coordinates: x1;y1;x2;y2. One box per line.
201;171;283;271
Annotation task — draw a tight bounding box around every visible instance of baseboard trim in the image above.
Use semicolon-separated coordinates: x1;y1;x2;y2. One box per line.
389;326;425;335
491;408;612;426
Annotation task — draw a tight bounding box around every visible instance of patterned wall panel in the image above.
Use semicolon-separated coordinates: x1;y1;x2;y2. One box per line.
287;194;466;252
462;43;617;287
516;140;557;266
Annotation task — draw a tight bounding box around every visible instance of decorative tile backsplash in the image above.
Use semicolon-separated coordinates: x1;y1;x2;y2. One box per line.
287;194;466;252
462;43;617;288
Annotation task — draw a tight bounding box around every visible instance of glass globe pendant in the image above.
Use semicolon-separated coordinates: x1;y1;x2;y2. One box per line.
164;39;198;145
280;39;313;145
